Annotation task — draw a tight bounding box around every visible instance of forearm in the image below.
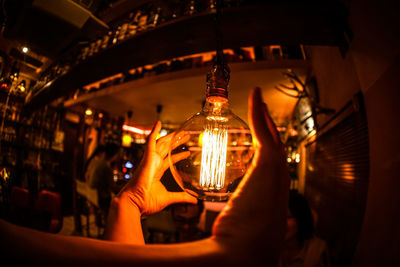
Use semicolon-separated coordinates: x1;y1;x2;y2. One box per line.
0;218;225;266
103;192;145;244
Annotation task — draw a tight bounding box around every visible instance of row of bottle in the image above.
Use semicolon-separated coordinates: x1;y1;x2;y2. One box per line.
83;0;268;59
78;2;169;62
77;0;242;62
37;1;305;96
0;125;54;150
78;45;305;95
1;126;17;143
1;146;17;167
36;0;253;86
0;103;61;150
23;131;54;150
103;118;123;147
79;7;162;62
0;103;21;122
20;109;60;132
78;48;253;93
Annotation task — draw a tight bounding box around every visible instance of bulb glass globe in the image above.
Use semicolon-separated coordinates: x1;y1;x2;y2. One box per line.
169;98;254;201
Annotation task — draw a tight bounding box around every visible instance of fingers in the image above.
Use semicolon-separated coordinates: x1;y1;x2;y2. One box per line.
165;192;197;206
162;151;190;173
158;132;190;159
170;132;190;151
147;120;162;151
157;131;175;146
248;87;275;149
157;130;186;147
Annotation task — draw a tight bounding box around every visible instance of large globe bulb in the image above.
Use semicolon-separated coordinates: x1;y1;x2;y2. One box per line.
169;99;254;201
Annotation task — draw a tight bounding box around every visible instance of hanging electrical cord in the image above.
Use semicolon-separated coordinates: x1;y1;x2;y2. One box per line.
206;0;230;99
215;0;224;66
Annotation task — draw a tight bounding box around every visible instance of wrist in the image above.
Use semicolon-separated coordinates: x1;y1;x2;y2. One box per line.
105;192;145;244
112;191;142;215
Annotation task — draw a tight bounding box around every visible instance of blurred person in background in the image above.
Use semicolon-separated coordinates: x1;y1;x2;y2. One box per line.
87;143;120;218
280;190;330;267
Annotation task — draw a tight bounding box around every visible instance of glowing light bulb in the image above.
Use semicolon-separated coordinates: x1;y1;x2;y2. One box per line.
169;62;254;201
200;125;228;190
85;108;93;116
22;47;28;53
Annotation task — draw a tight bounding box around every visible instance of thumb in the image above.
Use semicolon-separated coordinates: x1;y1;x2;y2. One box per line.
248;87;275;148
166;192;198;206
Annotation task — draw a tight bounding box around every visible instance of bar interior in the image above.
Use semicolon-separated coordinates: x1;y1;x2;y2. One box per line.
0;0;399;266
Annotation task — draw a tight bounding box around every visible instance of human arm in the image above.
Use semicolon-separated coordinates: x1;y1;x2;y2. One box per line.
0;87;289;265
0;218;223;266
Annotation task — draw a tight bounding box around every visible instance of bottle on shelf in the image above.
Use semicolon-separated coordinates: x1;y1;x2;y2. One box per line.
94;38;103;54
137;10;148;31
184;0;196;16
148;6;162;28
128;10;142;36
101;31;113;50
208;0;216;11
111;26;121;45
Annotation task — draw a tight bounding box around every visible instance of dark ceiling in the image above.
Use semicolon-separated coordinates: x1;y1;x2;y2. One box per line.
2;0;110;59
0;0;349;116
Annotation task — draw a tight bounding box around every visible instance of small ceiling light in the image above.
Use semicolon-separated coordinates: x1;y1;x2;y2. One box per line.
22;47;28;53
122;124;151;135
85;108;93;116
18;81;26;92
122;134;132;147
98;113;103;118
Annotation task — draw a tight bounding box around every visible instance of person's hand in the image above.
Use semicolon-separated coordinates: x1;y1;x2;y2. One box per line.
211;87;290;264
105;122;196;243
119;121;197;216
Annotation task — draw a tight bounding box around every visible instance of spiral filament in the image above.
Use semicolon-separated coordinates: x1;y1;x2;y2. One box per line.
199;125;228;190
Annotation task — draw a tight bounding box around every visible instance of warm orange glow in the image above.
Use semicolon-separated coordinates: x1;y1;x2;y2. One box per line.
200;125;228;190
289;129;298;136
340;163;356;181
83;73;123;91
295;153;300;163
122;124;151;135
122;134;132;147
85;108;93;116
80;48;258;94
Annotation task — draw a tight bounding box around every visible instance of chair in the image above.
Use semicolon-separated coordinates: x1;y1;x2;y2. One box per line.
34;190;63;233
10;186;30;208
9;186;31;226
